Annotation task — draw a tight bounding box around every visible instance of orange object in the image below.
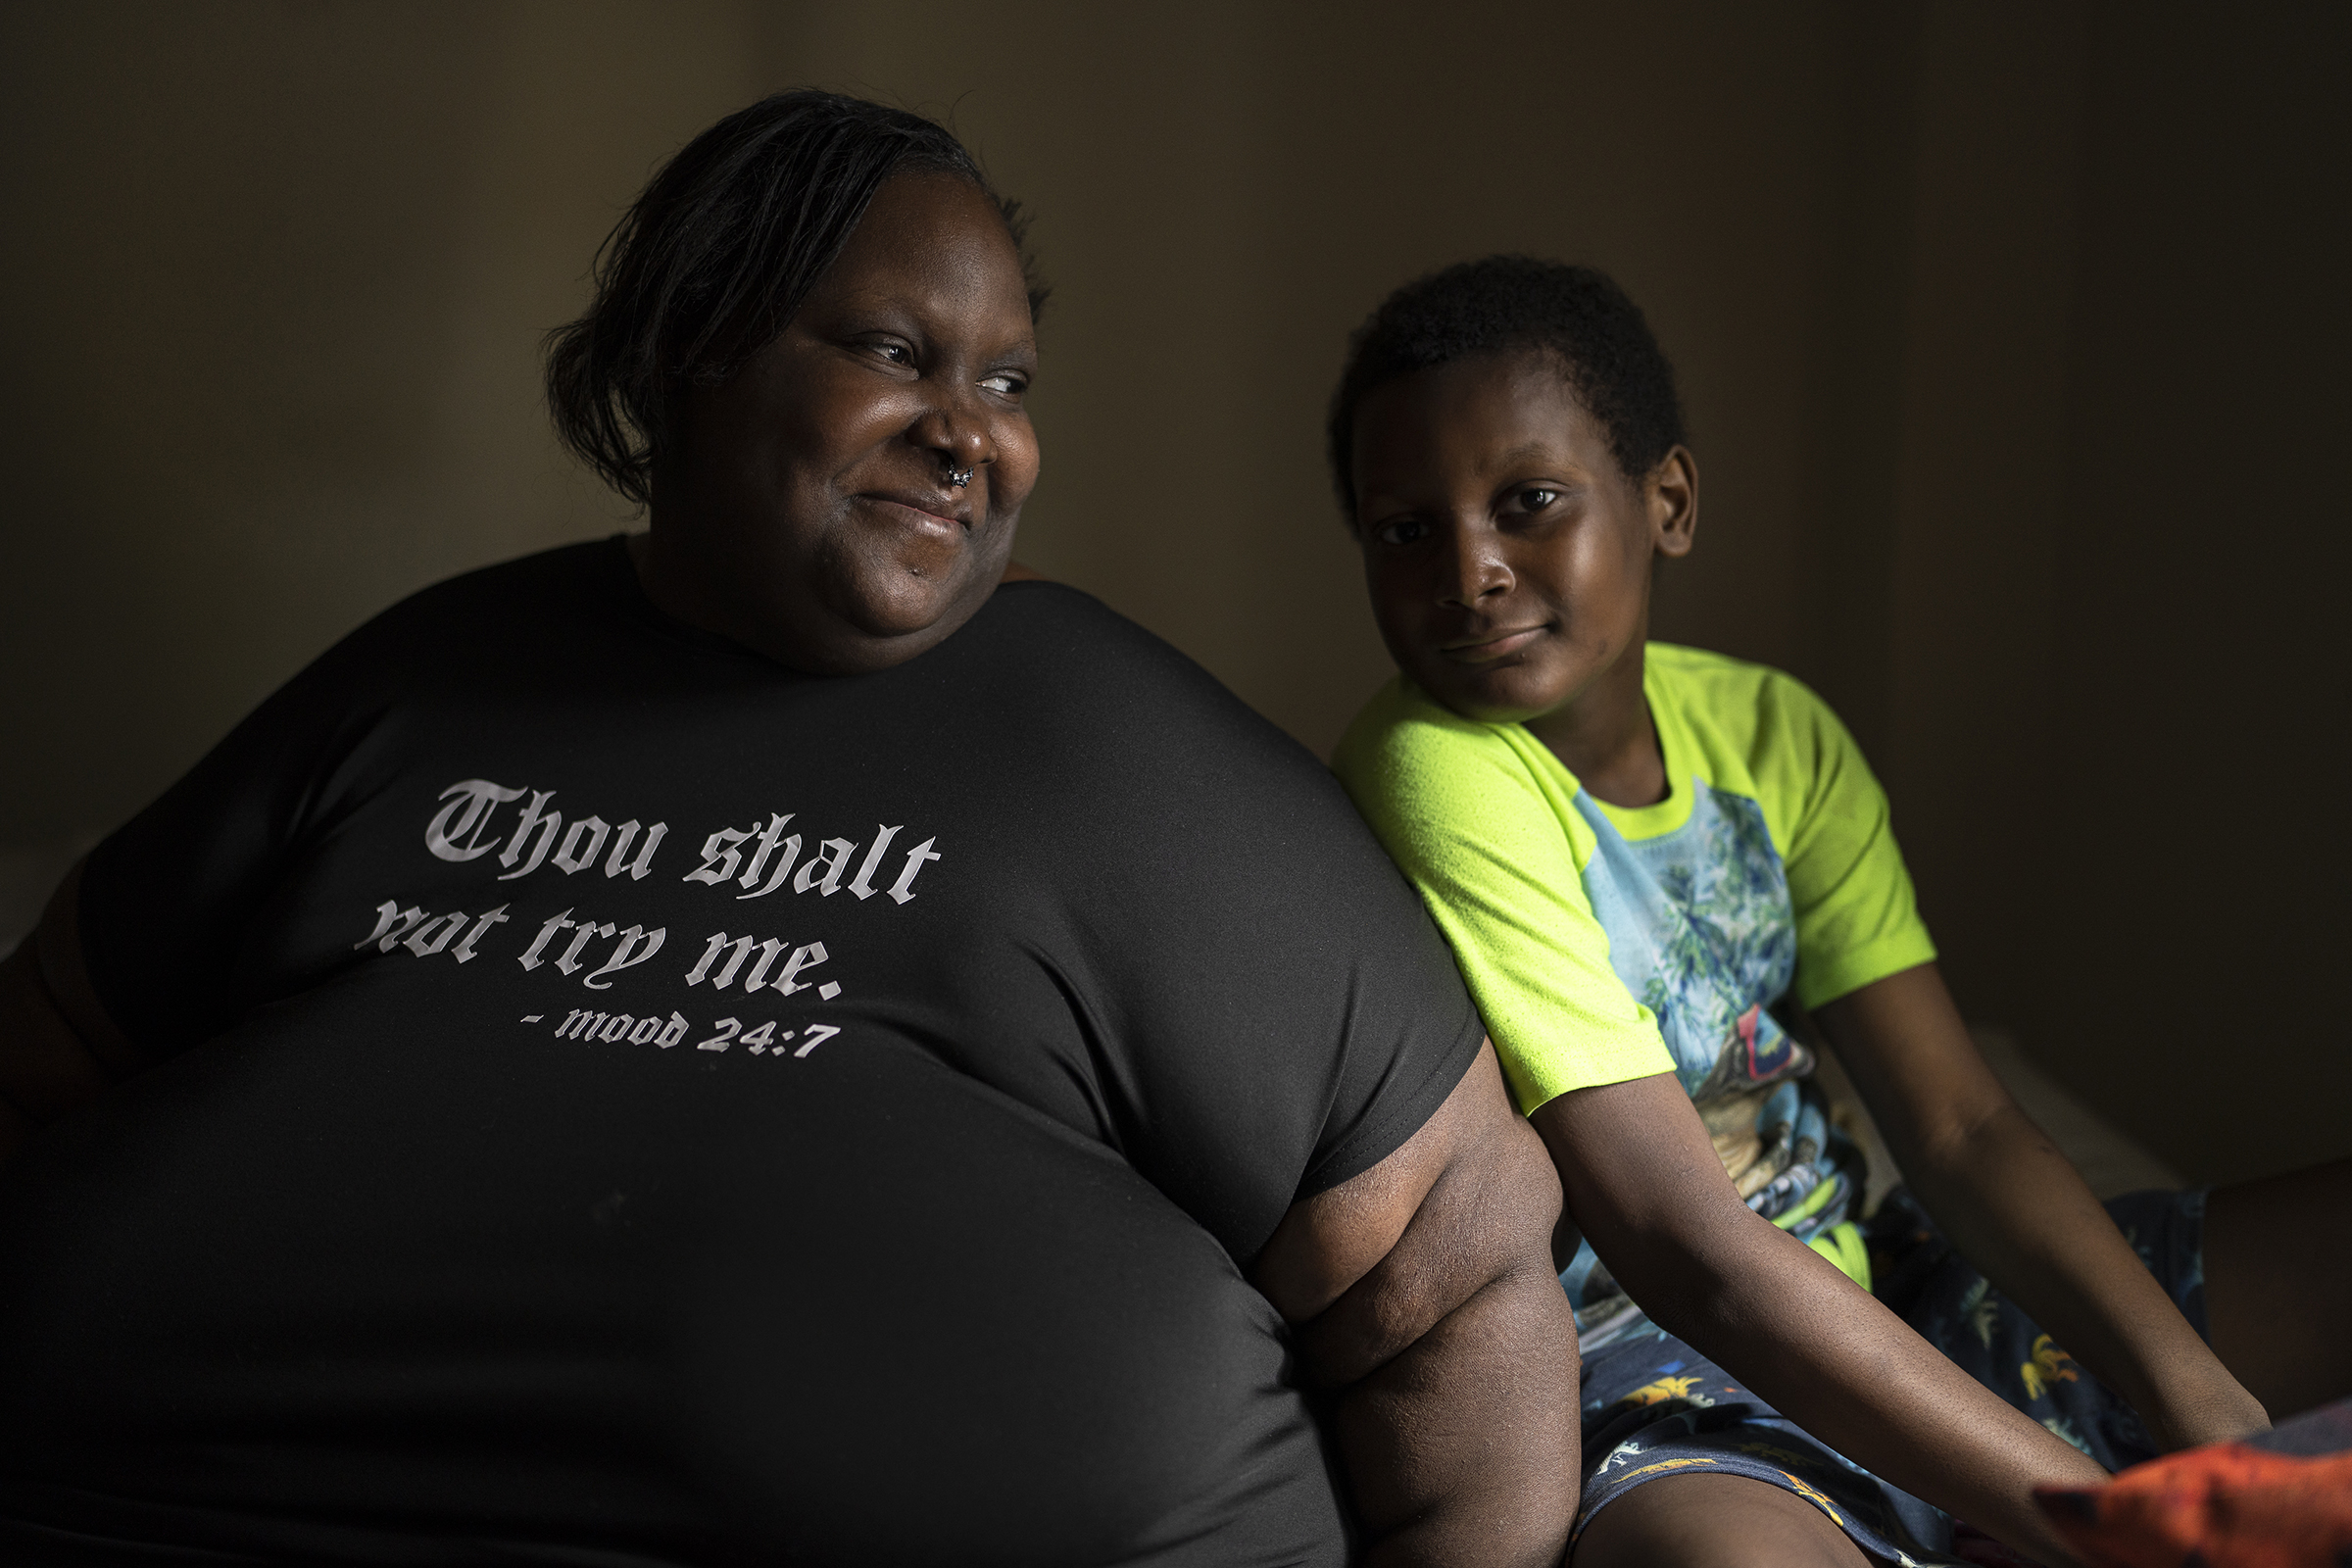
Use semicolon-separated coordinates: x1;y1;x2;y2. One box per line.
2036;1444;2352;1568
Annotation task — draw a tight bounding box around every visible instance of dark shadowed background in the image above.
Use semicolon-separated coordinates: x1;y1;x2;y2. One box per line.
3;1;2346;1184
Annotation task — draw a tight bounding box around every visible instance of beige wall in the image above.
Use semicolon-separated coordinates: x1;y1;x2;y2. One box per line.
4;1;2345;1181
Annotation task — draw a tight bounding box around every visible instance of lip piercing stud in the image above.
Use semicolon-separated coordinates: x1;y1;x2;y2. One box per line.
943;464;974;489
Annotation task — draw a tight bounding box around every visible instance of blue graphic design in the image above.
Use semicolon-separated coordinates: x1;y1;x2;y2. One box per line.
1555;777;1864;1311
1572;780;1794;1090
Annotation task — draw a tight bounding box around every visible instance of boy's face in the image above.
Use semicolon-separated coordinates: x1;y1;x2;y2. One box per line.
1349;351;1694;723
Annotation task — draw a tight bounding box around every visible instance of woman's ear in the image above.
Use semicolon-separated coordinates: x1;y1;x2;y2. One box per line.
1647;445;1699;559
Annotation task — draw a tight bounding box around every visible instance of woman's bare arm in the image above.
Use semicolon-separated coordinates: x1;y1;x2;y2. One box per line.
1815;962;2270;1450
1254;1041;1581;1568
0;861;149;1163
1536;1069;2108;1567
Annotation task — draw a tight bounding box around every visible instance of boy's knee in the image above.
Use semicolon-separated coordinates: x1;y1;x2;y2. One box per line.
1573;1473;1867;1568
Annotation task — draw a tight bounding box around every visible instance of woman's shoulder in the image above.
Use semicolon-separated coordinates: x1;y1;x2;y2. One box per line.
307;537;633;677
973;580;1264;714
375;535;625;619
192;538;631;745
965;580;1342;791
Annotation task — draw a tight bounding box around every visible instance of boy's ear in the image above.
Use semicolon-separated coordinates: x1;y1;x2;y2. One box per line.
1647;445;1698;559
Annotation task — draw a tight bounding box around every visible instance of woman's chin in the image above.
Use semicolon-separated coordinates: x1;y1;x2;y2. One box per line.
819;558;988;648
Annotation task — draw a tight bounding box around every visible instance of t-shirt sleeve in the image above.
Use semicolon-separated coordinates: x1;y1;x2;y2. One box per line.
78;633;384;1054
1290;934;1490;1201
1750;673;1937;1009
945;592;1493;1265
1333;686;1675;1116
1091;705;1492;1214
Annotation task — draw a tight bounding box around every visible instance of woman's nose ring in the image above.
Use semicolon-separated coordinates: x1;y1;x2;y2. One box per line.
943;463;975;489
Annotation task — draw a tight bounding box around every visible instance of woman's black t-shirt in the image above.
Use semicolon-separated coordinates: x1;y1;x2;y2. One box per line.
0;540;1485;1567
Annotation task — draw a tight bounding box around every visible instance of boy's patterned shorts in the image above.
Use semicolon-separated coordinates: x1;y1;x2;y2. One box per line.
1569;1187;2208;1564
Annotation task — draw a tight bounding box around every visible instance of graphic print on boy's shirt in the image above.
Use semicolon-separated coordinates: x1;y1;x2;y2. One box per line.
1559;773;1860;1308
1573;777;1800;1093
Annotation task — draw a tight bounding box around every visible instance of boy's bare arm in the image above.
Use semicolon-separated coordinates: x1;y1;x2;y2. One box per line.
1253;1041;1581;1568
0;862;148;1163
1535;1070;2108;1568
1815;962;2269;1450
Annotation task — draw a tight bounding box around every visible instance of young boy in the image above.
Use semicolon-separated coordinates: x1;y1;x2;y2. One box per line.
1325;257;2303;1566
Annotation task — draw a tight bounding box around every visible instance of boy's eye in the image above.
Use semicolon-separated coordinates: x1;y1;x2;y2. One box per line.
980;371;1028;396
1374;517;1430;546
1515;486;1561;511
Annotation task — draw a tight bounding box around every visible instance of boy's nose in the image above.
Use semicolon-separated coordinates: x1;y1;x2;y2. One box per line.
1438;531;1512;607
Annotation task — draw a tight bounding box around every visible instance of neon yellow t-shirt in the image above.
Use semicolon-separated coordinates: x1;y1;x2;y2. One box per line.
1332;643;1936;1300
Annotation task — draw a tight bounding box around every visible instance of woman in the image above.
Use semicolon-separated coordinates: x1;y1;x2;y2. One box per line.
0;93;1579;1567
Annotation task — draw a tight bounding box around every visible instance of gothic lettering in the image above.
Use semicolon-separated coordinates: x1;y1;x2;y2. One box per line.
582;924;666;991
450;905;509;963
888;837;942;905
603;819;667;880
556;919;618;976
497;791;564;881
794;836;857;897
556;1009;605;1040
517;908;577;972
356;901;427;952
684;825;754;886
768;941;831;997
737;813;800;900
740;938;790;991
846;824;903;900
686;932;755;989
402;911;467;958
425;779;524;862
552;816;610;875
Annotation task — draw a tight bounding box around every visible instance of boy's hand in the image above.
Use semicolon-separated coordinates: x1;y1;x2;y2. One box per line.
1815;964;2272;1454
1254;1041;1580;1568
1535;1069;2107;1567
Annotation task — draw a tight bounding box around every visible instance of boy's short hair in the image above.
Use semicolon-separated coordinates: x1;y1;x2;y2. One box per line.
1326;256;1687;520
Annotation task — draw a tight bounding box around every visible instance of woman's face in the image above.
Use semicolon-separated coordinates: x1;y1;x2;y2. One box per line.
652;170;1041;674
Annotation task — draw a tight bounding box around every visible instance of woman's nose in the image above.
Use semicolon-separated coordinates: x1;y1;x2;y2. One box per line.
909;395;992;474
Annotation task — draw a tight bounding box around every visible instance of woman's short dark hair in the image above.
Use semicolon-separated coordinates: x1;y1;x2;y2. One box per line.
546;89;1047;507
1325;256;1685;520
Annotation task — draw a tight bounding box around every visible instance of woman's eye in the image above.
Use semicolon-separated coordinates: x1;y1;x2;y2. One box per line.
861;339;913;366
